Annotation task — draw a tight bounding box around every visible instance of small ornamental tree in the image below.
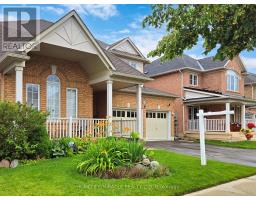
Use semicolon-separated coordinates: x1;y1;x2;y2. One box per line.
0;102;51;160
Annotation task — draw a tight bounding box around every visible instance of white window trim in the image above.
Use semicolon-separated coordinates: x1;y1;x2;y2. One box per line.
226;70;239;92
46;75;61;119
189;73;198;86
112;108;137;118
66;88;78;118
188;106;199;120
26;83;40;110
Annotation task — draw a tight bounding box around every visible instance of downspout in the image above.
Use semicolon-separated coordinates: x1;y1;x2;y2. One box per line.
178;69;185;136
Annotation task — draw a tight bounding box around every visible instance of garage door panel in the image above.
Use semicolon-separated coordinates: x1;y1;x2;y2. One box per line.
146;111;169;141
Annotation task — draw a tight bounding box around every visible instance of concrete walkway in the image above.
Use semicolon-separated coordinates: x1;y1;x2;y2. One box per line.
146;141;256;167
186;175;256;196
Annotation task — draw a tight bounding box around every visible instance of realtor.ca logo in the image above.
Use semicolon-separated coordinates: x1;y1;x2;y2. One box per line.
1;7;40;52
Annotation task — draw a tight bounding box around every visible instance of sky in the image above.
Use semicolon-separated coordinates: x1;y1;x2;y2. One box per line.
1;4;256;73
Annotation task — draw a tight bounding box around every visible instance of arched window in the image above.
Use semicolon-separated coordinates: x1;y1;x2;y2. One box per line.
227;70;239;92
47;75;60;118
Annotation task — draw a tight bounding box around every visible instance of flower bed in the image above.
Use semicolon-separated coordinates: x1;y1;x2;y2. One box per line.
77;137;169;179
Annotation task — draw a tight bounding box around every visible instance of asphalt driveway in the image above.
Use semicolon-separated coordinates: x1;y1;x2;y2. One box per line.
146;141;256;167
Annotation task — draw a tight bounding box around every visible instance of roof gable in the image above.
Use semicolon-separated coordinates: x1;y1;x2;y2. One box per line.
109;37;145;59
41;16;98;55
22;10;116;71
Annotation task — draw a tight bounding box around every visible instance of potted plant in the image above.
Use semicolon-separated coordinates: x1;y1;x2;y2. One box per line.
230;122;241;131
240;128;254;140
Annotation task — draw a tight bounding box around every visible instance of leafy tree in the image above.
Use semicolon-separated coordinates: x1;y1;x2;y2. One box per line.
143;5;256;61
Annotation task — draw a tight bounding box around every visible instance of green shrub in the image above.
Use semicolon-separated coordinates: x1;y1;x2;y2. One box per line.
0;101;51;160
77;137;147;177
51;137;89;158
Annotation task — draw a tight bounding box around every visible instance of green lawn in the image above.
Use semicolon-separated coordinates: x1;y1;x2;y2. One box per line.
1;150;256;196
205;140;256;149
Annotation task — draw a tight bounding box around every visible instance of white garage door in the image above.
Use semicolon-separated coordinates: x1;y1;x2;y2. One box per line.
146;111;170;141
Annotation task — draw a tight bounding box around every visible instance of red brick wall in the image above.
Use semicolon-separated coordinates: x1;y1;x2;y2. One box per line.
94;91;176;138
3;54;93;118
144;72;184;136
201;69;225;92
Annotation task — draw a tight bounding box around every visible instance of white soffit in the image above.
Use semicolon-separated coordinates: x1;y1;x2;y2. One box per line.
184;89;223;99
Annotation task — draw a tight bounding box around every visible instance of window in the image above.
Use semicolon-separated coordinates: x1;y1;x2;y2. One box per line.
47;75;60;118
26;83;40;110
66;88;77;118
146;111;167;119
112;109;136;118
189;74;198;86
188;107;199;120
227;70;239;92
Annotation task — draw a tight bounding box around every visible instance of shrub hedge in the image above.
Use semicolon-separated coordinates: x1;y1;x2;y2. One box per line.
0;102;51;160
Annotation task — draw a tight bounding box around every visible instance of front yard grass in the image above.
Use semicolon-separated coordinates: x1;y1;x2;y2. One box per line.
1;149;256;196
205;140;256;149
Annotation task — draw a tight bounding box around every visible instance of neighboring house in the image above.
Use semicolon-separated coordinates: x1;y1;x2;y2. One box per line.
0;10;177;141
244;73;256;118
145;55;256;141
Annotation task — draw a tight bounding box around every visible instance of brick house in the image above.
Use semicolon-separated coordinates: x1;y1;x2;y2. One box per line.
0;10;177;141
145;55;256;141
244;73;256;118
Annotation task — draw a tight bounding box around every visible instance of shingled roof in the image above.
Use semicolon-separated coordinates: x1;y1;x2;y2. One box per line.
0;20;53;57
144;55;202;77
0;18;148;79
245;73;256;85
144;54;233;77
119;86;179;98
198;57;229;70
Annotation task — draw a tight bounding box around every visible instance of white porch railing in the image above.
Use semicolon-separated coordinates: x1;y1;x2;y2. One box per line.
188;119;226;132
112;119;137;137
47;118;109;139
46;118;137;139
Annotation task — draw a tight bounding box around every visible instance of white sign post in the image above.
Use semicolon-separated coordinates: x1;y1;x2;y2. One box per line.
197;109;234;166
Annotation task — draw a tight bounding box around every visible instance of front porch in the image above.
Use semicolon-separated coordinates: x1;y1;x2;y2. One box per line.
184;97;256;141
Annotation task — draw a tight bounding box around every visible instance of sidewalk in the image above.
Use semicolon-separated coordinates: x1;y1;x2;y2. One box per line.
186;175;256;196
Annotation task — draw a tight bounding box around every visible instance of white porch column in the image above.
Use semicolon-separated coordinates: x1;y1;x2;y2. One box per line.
15;67;23;103
241;104;246;129
106;80;113;136
136;84;143;138
225;102;230;133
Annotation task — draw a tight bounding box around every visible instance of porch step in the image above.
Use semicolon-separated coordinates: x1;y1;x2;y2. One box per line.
184;131;247;142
